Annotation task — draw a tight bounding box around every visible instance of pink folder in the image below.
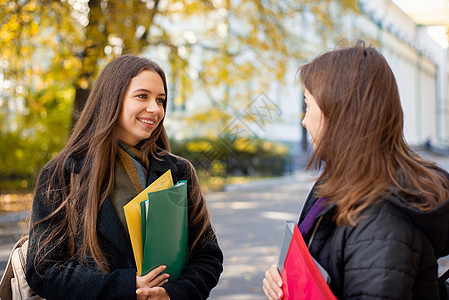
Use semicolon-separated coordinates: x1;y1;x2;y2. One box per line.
280;224;337;300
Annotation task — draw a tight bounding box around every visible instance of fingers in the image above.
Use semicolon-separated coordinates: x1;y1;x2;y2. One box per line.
262;282;278;300
142;265;170;286
144;265;167;281
150;273;169;287
136;286;169;299
136;266;170;299
263;277;282;300
262;265;283;300
269;264;283;287
136;265;170;290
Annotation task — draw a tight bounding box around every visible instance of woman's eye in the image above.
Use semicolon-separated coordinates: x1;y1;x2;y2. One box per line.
156;98;165;104
137;94;147;99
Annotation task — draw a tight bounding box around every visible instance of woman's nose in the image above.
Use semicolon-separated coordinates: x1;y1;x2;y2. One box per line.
145;100;160;113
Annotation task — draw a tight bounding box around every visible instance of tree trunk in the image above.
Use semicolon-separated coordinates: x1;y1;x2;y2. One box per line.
71;0;103;127
72;86;91;126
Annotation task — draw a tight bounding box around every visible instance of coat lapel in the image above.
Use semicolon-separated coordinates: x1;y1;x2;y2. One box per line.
97;198;134;263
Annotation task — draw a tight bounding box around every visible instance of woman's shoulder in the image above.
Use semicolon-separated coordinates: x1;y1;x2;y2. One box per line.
36;154;84;191
347;199;419;243
360;199;411;224
41;152;84;174
342;197;446;262
151;151;196;180
159;151;194;171
38;157;62;182
165;152;191;165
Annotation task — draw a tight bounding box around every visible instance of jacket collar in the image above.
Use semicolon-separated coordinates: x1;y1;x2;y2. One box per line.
147;151;179;184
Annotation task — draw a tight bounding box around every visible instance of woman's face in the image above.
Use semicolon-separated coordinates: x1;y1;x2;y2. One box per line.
116;70;166;146
301;89;325;149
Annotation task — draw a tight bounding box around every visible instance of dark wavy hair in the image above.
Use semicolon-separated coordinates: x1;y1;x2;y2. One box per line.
299;40;449;225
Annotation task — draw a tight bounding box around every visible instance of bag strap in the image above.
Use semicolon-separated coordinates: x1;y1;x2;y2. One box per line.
0;235;29;300
439;268;449;284
0;246;14;300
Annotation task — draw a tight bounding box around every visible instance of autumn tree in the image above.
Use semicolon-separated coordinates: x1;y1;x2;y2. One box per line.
188;0;359;131
0;0;358;190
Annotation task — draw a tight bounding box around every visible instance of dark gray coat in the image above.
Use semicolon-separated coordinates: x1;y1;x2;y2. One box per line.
26;152;223;300
300;181;449;299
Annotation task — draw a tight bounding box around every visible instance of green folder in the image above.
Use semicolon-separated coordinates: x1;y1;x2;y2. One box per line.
141;180;188;280
140;199;149;250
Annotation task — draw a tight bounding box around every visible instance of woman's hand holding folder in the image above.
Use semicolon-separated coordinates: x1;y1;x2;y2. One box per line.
263;264;284;300
263;222;336;300
136;265;170;300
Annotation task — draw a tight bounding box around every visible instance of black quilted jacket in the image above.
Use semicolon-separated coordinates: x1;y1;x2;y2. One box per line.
300;181;449;299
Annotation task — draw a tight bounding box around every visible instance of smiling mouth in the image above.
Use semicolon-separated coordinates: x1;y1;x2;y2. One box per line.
138;118;155;125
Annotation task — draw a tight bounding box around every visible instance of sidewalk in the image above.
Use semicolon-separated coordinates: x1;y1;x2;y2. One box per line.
0;211;30;224
0;215;28;276
416;147;449;170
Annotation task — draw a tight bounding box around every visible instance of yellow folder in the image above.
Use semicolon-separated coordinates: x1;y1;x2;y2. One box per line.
123;169;173;276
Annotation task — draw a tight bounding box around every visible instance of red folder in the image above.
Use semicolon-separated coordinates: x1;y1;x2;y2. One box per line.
280;223;337;300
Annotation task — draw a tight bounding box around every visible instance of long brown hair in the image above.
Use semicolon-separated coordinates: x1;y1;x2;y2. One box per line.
32;55;210;272
299;40;449;225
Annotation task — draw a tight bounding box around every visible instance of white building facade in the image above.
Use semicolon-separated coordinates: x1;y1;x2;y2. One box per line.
358;0;449;147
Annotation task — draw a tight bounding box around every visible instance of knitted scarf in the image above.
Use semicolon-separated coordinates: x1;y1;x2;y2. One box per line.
109;142;150;231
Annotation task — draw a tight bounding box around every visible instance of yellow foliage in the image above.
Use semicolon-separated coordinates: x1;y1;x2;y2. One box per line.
211;161;225;174
7;16;19;31
20;14;31;23
35;79;44;92
189;107;230;123
186;141;212;152
63;59;72;69
235;138;256;154
24;1;36;11
0;29;15;42
78;78;89;89
274;144;289;156
183;1;203;14
30;22;39;35
15;149;24;160
262;141;272;151
20;47;30;56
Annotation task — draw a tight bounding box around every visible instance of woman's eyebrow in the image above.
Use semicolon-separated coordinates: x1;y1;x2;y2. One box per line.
132;88;166;97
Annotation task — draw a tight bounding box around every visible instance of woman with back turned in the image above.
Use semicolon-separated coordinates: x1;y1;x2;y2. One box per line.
263;41;449;299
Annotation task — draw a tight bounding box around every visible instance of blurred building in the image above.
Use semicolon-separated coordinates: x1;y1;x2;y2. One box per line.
155;0;449;161
358;0;449;147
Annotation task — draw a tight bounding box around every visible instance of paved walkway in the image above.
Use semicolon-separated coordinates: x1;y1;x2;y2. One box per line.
0;214;29;275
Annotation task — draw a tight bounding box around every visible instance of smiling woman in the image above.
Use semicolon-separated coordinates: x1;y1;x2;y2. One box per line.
25;55;223;300
116;70;166;146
